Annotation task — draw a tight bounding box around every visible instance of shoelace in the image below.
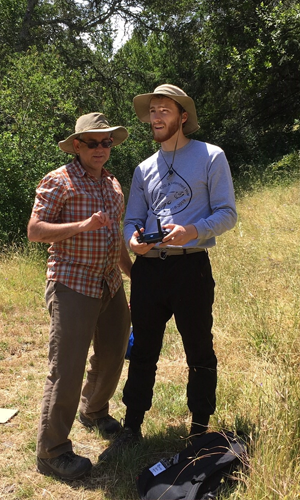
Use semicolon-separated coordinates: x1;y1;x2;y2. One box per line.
53;451;75;466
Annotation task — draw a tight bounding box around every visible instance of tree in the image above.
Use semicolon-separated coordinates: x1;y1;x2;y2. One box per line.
1;0;299;244
118;0;300;169
188;0;300;164
0;47;100;244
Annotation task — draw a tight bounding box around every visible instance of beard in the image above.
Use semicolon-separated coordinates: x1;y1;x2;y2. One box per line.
151;115;181;143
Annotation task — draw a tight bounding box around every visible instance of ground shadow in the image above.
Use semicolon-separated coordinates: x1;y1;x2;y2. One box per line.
60;418;254;499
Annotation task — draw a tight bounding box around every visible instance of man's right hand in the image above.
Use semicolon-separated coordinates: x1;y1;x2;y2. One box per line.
80;211;112;231
129;229;156;255
27;211;112;243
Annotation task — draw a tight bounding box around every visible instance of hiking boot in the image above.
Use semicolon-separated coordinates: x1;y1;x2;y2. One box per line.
98;426;142;461
78;412;121;436
37;451;92;480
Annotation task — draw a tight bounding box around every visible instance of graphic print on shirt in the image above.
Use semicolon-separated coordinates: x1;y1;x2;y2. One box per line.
151;169;192;216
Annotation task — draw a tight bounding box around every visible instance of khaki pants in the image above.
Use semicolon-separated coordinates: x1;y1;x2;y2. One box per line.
37;281;130;459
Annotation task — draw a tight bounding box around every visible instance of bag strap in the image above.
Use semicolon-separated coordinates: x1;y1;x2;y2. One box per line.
185;482;202;500
182;432;247;500
193;433;246;483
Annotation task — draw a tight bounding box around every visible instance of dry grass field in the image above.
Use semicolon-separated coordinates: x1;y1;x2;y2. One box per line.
0;179;300;499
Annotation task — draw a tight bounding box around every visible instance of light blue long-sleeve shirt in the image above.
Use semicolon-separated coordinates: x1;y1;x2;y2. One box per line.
124;139;237;249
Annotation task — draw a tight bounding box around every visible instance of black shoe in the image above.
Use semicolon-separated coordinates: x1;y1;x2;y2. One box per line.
98;426;142;461
79;412;122;436
37;451;92;480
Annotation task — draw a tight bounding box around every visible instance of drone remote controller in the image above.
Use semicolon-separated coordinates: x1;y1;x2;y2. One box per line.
135;219;170;244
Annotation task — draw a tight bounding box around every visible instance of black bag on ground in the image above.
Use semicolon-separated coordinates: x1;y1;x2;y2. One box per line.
136;431;247;500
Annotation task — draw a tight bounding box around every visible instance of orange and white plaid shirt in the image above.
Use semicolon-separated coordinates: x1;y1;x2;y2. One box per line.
31;159;125;299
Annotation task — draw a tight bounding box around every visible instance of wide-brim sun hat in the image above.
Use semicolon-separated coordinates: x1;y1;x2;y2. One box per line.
58;112;129;154
133;84;200;136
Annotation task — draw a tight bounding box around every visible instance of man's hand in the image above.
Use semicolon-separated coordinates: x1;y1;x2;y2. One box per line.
80;211;112;231
158;224;198;247
129;228;156;255
129;223;198;253
28;211;112;243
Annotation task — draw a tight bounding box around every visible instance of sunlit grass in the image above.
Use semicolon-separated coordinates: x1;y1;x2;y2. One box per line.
0;179;300;498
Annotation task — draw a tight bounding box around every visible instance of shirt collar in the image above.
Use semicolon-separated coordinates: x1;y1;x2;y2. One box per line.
72;157;114;180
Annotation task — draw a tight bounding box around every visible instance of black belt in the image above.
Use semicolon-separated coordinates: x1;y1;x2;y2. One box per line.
137;248;206;260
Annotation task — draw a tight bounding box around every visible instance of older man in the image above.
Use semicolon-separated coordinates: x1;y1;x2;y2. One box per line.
28;113;132;479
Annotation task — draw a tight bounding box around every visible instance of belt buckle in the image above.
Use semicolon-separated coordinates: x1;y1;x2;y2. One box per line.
159;249;168;260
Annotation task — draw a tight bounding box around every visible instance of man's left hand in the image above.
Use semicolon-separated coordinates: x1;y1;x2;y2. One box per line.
159;224;198;247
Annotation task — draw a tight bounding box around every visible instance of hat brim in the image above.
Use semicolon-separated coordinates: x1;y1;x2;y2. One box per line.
133;93;199;136
58;126;128;154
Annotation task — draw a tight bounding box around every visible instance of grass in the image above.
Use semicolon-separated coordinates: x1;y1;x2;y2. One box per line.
0;178;300;499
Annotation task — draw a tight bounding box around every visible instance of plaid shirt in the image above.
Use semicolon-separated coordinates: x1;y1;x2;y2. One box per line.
31;158;125;298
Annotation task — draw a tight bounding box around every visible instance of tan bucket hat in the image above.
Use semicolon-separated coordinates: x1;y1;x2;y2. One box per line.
58;112;129;154
133;84;199;135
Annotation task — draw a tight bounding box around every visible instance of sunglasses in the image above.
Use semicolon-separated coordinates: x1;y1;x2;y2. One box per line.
78;138;113;149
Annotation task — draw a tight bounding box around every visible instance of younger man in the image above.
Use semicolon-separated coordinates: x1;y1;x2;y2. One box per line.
99;85;237;460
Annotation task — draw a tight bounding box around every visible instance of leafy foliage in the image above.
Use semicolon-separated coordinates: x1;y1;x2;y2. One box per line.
0;47;87;243
0;0;300;244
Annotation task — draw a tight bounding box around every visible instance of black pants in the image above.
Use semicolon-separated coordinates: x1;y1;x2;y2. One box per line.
123;251;217;419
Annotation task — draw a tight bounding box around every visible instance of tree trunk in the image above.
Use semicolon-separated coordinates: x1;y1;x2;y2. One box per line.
18;0;39;51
